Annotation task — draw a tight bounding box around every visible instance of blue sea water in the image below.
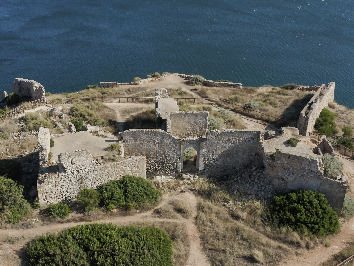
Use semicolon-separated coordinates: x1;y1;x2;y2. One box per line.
0;0;353;108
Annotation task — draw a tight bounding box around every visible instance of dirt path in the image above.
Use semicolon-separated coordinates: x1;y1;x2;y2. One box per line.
283;156;354;266
0;192;210;266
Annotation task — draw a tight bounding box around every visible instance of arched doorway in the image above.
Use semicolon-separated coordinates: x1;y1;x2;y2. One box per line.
182;147;198;173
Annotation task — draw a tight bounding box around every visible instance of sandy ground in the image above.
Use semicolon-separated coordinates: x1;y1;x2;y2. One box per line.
0;192;210;266
50;131;117;160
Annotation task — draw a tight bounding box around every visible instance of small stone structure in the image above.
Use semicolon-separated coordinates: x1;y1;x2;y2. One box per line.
1;91;8;101
12;78;46;101
298;82;335;136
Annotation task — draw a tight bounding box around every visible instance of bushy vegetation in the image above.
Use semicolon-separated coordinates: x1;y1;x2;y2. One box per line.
76;188;100;212
287;138;300;147
337;136;354;150
342;126;353;138
315;108;336;136
322;154;343;179
70;101;110;127
244;100;262;110
269;190;339;237
183;147;197;162
22;112;54;131
99;176;162;211
0;176;32;224
189;75;205;85
132;76;141;82
86;84;99;89
208;116;223;130
342;194;354;219
71;117;84;131
50;138;54;147
6;92;20;106
323;241;354;266
0;106;9;116
26;223;173;266
106;143;120;153
43;203;71;219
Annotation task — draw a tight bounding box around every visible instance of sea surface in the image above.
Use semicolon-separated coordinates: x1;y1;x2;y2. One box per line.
0;0;353;108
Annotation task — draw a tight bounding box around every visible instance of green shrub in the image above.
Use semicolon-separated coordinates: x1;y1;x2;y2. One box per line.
6;93;20;106
315;108;336;136
0;176;32;224
50;138;54;147
151;72;161;78
342;194;354;219
106;143;120;153
269;190;339;237
71;117;84;131
208;116;223;130
337;136;354;150
116;175;162;209
183;147;197;162
99;181;125;210
189;75;205;85
86;84;99;89
132;77;141;82
70;102;108;127
287;138;300;147
342;126;353;137
322;154;343;179
26;224;173;266
244;101;262;110
43;203;71;219
77;188;100;212
0;106;9;116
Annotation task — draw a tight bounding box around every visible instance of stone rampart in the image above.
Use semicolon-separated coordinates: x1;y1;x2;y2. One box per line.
100;82;118;88
298;82;335;136
37;150;146;206
263;150;346;213
120;130;181;176
203;80;242;89
167;111;208;139
200;130;262;177
12;78;46;101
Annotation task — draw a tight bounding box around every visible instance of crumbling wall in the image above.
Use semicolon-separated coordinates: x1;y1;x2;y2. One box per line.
120;129;181;175
37;150;146;206
167;111;208;139
155;88;179;120
38;127;50;168
100;82;118;88
12;78;46;101
263;150;346;213
298;82;335;136
201;130;262;177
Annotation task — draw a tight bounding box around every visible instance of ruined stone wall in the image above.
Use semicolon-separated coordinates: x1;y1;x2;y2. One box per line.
203;80;242;88
100;82;118;88
120;130;181;175
263;150;346;213
38;127;50;168
298;82;335;136
37;150;146;206
12;78;46;101
167;111;208;139
201;130;262;177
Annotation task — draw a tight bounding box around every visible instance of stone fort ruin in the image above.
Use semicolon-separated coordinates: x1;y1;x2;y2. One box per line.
36;83;346;213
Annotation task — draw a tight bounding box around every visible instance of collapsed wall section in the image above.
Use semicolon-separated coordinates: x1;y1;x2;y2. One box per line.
167;111;208;139
201;130;262;177
298;82;335;136
37;150;146;206
263;150;346;213
120;129;180;175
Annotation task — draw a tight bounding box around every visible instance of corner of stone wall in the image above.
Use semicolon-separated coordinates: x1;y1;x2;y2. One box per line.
37;127;51;168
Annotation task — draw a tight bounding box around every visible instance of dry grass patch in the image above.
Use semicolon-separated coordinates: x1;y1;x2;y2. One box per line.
0;135;37;159
154;198;193;219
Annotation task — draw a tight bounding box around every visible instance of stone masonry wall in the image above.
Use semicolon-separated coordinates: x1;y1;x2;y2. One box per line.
298;82;335;136
167;111;208;139
263;150;346;213
120;130;181;176
12;78;46;101
201;130;262;177
37;150;146;206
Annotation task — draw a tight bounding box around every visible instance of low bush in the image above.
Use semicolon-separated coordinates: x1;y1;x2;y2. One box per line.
76;188;100;212
287;138;300;147
342;194;354;219
183;147;197;162
322;154;343;179
6;93;20;106
106;143;120;153
189;75;205;85
269;190;339;237
132;77;141;82
315;108;336;136
0;106;9;116
50;138;54;147
208;116;223;130
342;126;353;137
0;176;32;224
337;136;354;150
244;101;262;110
151;72;161;78
71;117;84;131
86;84;99;89
26;223;173;266
43;203;71;219
70;101;109;127
99;176;162;211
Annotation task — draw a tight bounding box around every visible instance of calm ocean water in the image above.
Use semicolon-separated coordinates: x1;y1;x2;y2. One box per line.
0;0;353;108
